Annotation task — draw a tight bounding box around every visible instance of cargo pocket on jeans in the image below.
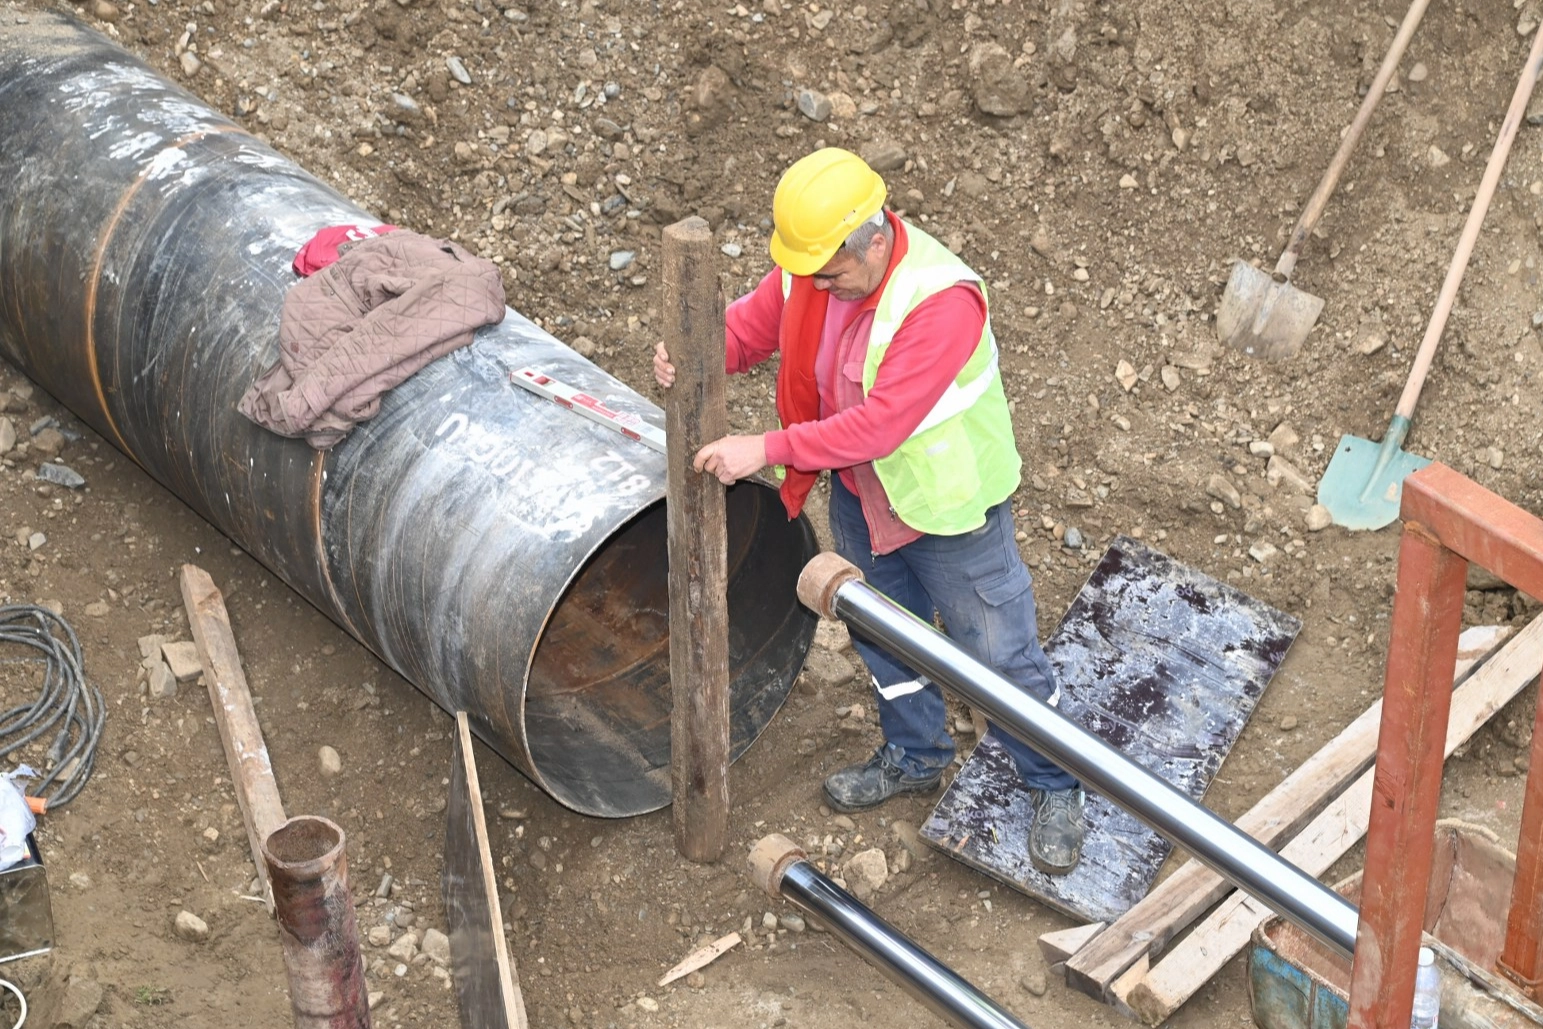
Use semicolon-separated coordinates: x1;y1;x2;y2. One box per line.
974;563;1031;608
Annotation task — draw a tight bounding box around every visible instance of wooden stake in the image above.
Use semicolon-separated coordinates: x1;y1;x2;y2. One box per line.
663;216;730;863
179;564;287;911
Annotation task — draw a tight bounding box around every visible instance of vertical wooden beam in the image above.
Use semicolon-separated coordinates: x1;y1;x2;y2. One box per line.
662;216;730;863
1347;523;1467;1029
1500;669;1543;999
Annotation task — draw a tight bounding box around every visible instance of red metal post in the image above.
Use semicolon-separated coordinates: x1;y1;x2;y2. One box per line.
1500;683;1543;999
1347;521;1467;1029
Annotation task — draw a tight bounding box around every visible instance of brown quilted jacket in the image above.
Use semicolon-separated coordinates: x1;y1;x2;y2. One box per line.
238;231;506;449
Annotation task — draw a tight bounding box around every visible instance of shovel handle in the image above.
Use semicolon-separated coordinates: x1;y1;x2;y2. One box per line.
1395;23;1543;420
1275;0;1431;280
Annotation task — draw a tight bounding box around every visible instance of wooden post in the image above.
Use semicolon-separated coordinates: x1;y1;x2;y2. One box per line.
179;564;288;910
662;216;730;863
1346;523;1466;1029
1501;680;1543;1000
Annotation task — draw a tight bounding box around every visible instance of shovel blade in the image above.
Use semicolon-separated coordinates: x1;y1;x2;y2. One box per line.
1316;433;1433;531
1216;260;1325;361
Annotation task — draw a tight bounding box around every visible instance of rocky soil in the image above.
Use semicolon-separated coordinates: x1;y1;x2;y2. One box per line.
3;0;1543;1025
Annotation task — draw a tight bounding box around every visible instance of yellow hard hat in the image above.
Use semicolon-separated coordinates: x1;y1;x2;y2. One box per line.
768;147;888;276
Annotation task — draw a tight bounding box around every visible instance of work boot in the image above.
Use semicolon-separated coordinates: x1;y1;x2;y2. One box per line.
1029;787;1085;876
823;749;944;813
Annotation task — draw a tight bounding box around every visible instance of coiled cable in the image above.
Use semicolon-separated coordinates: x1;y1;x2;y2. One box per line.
0;604;106;808
0;977;24;1028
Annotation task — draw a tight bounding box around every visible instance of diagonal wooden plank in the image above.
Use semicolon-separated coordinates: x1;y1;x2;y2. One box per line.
179;563;287;912
1116;615;1543;1025
1062;622;1516;999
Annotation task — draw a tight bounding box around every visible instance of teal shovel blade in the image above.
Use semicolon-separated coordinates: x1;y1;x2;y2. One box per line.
1316;415;1432;531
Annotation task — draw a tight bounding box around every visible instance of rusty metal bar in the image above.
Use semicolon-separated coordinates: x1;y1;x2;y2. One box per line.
1401;463;1543;601
1346;522;1467;1029
1499;665;1543;999
263;816;370;1029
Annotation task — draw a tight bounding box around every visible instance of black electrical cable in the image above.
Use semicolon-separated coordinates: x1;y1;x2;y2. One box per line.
0;604;106;808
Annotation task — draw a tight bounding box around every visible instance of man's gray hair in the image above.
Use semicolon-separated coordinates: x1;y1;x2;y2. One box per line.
839;211;890;258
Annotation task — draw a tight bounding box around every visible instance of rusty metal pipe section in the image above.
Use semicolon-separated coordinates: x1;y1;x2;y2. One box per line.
796;555;1362;959
748;834;1029;1029
0;14;817;817
263;816;370;1029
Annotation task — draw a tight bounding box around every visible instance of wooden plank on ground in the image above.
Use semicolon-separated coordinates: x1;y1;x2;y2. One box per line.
1062;622;1513;999
179;563;287;911
1115;614;1543;1025
445;712;528;1029
1039;922;1105;971
662;215;731;864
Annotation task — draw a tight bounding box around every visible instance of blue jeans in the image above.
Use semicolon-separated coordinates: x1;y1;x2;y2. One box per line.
828;476;1077;792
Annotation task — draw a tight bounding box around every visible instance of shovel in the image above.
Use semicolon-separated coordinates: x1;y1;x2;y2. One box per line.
1318;21;1543;531
1217;0;1431;360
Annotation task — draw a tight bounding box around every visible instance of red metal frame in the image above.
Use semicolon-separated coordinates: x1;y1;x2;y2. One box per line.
1348;463;1543;1025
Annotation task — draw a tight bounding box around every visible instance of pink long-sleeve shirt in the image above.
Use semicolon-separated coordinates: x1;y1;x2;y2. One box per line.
725;266;988;551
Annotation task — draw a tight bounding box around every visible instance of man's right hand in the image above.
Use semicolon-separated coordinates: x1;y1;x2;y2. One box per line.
652;341;676;389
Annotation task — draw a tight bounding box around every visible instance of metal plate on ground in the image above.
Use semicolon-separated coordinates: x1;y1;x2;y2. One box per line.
0;834;52;964
919;536;1300;924
445;712;528;1029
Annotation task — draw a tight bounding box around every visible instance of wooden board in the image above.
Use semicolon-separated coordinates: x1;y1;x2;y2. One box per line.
1063;623;1514;999
920;537;1300;923
179;564;287;911
445;712;528;1029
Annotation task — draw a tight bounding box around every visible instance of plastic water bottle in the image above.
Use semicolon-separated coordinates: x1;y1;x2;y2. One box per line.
1411;945;1440;1029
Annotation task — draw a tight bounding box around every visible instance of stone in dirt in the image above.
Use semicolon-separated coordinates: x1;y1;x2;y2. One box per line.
1266;455;1313;495
797;89;832;122
1160;365;1181;391
800;647;854;689
31;426;64;456
859;139;907;172
84;600;110;617
1114;360;1138;391
49;976;105;1028
421;927;450;965
1305;504;1332;531
137;633;167;659
0;416;13;454
148;661;178;700
161;640;203;681
1248;541;1278;562
1268;422;1300;451
175;910;210;942
319;745;342;776
37;462;85;488
966;42;1030;116
1206;473;1242;509
845;848;889;897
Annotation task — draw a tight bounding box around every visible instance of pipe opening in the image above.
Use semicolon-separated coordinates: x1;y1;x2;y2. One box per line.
526;481;816;817
266;816;345;868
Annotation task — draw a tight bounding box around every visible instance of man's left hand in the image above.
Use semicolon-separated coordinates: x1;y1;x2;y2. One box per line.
693;435;767;485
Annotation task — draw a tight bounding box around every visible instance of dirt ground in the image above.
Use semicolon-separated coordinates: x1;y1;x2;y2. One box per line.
3;0;1543;1024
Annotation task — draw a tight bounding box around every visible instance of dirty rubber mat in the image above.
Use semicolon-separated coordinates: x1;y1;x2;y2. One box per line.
918;536;1300;924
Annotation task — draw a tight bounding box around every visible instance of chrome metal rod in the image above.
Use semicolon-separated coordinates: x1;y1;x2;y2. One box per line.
798;554;1360;958
749;835;1028;1029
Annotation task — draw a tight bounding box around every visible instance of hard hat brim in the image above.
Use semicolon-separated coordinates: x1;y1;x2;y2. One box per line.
768;229;832;277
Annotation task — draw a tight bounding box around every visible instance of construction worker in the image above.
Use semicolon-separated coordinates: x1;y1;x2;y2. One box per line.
653;147;1084;875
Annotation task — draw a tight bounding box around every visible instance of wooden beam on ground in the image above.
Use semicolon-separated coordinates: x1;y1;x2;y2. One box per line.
1061;622;1512;1000
663;215;731;863
179;564;287;911
1038;922;1104;972
1113;611;1543;1026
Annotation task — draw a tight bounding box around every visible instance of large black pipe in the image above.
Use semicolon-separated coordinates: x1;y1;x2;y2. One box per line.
748;834;1029;1029
0;14;818;817
797;553;1362;958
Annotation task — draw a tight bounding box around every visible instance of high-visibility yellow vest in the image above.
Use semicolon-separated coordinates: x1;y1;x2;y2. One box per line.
781;221;1019;534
